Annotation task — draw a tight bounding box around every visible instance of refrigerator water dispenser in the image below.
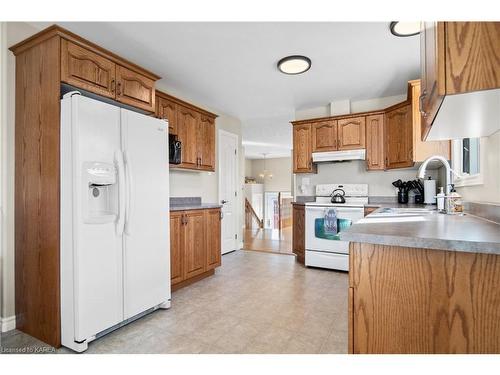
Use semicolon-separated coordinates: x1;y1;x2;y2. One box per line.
83;161;118;224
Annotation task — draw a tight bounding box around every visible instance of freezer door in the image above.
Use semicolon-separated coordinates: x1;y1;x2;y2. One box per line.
121;109;170;319
61;94;124;344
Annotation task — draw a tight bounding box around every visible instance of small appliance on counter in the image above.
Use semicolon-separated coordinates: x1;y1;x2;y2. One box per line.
169;134;181;164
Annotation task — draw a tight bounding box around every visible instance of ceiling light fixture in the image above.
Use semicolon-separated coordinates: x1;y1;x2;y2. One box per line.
389;22;421;37
277;55;311;75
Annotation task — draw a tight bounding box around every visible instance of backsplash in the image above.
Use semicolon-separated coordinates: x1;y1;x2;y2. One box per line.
295;161;440;197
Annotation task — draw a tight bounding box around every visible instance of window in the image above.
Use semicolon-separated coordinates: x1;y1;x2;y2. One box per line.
452;137;483;187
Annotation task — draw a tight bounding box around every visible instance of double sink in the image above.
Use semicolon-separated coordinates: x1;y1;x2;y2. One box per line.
358;207;438;224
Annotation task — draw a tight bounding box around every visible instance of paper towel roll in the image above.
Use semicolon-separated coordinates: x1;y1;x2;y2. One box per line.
424;178;437;204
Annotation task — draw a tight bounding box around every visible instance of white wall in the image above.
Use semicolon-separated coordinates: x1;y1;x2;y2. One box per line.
455;130;500;203
295;161;438;197
1;22;41;327
246;157;292;193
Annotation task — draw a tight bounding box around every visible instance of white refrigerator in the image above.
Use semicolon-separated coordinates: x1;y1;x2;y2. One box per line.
60;92;170;352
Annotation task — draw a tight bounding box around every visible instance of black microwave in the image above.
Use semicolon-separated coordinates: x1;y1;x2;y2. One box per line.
169;134;181;164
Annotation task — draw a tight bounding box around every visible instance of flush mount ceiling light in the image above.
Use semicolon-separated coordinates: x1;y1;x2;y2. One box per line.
277;55;311;75
390;22;421;37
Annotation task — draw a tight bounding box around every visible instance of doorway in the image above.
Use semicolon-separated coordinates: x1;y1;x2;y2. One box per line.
218;129;239;255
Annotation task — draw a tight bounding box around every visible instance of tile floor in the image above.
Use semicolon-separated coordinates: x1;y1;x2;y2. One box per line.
0;250;348;354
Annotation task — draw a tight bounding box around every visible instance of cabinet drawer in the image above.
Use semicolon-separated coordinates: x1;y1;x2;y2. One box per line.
116;65;155;112
61;39;116;99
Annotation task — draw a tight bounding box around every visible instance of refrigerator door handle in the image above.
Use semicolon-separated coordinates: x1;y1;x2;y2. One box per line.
124;150;133;235
115;150;126;235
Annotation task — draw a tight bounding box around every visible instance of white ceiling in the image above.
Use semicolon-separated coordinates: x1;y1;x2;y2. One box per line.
31;22;420;159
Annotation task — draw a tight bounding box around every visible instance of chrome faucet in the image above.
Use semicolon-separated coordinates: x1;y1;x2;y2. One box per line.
417;155;454;195
417;155;456;212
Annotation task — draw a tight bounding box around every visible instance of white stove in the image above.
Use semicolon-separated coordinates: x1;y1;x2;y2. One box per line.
304;184;368;271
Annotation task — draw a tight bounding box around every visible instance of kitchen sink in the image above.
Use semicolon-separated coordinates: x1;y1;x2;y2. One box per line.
370;207;437;217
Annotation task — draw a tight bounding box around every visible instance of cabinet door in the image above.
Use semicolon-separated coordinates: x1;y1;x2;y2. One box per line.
292;205;305;264
177;105;199;169
170;212;184;285
61;39;116;99
205;209;221;270
385;104;414;169
420;22;446;139
365;114;385;170
116;65;155;112
183;210;206;279
198;115;216;171
337;117;366;150
157;97;177;134
293;124;315;173
312;120;337;152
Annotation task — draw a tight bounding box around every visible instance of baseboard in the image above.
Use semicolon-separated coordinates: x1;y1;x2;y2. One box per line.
1;315;16;332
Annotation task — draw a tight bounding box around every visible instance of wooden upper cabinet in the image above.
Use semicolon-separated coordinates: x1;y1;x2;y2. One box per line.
205;209;221;270
156;97;177;134
198;115;216;171
312;120;338;152
420;22;500;139
177;105;199;169
116;65;155;112
365;114;385;170
183;210;206;279
170;211;184;285
337;116;366;150
293;124;315;173
409;80;450;162
385;104;413;169
420;22;446;140
61;39;116;99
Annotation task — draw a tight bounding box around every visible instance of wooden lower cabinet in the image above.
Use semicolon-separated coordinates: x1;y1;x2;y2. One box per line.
170;208;221;288
349;242;500;353
292;204;305;264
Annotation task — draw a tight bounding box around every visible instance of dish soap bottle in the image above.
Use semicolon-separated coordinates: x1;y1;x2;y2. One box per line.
447;184;463;214
436;187;445;213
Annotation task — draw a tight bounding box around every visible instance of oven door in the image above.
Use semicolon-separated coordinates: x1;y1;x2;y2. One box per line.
305;205;363;254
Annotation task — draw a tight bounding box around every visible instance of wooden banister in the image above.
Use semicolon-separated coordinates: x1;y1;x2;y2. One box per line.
245;198;263;229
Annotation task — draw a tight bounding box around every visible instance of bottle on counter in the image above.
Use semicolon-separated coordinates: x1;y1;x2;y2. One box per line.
447;184;463;214
436;187;445;212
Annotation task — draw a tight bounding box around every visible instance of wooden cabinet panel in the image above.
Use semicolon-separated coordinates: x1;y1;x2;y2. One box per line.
61;39;116;99
350;242;500;353
198;115;216;171
157;97;177;134
420;22;446;140
292;205;305;264
365;114;384;170
293;124;315;173
205;209;221;270
409;80;450;161
183;210;206;279
177;105;199;169
116;65;155;112
385;104;413;169
445;22;500;95
337;117;366;150
169;212;184;285
312;120;337;152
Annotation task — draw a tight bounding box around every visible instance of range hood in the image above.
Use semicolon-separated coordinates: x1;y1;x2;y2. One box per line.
312;149;366;163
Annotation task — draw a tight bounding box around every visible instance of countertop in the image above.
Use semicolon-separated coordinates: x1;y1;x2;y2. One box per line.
170;203;222;211
340;206;500;254
169;197;221;211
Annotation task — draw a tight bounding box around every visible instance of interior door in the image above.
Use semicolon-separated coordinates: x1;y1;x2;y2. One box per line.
64;95;123;342
218;130;238;254
121;108;170;319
